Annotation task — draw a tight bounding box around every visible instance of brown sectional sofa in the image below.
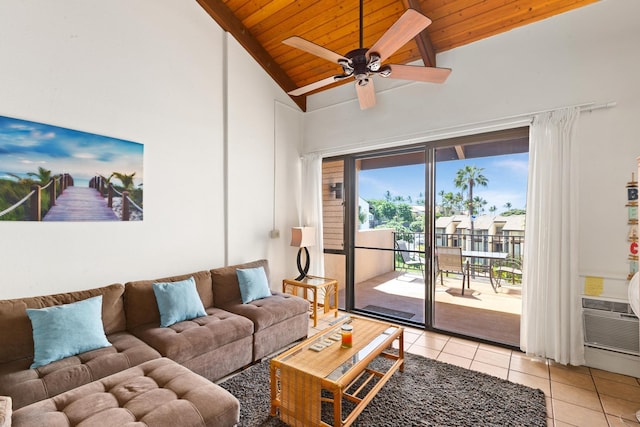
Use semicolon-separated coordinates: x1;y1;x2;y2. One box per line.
210;259;310;361
124;269;256;382
0;259;309;427
0;283;161;411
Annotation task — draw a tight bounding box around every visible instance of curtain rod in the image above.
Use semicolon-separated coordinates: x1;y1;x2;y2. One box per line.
306;101;617;158
521;101;616;118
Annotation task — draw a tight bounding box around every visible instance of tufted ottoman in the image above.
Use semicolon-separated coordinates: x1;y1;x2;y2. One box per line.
10;358;239;427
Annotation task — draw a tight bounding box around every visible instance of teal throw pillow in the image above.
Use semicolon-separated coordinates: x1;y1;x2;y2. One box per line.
152;276;207;327
26;295;111;368
237;266;272;304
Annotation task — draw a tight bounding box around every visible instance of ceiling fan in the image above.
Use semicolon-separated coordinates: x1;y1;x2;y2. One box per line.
282;0;451;110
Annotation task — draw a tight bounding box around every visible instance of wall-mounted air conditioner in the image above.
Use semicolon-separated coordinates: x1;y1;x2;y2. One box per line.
582;297;639;356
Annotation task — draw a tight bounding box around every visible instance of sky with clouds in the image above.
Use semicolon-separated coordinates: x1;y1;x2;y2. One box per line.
0;115;143;187
358;151;529;213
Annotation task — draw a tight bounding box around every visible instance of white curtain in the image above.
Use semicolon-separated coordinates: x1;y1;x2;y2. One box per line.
521;106;584;365
301;153;325;277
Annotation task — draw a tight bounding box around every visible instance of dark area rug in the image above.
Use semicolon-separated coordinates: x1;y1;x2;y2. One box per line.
218;352;547;427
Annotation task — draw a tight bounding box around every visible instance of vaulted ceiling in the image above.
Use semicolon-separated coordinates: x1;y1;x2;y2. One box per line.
196;0;597;111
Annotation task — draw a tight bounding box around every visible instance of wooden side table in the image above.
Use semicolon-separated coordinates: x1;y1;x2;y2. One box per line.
282;275;338;327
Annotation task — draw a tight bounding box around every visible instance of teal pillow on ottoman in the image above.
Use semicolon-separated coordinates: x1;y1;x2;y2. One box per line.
26;295;111;368
237;266;272;304
152;276;207;327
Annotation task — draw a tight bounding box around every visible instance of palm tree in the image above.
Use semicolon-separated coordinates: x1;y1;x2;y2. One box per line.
472;196;487;213
489;205;497;215
438;190;446;214
8;166;53;186
453;192;464;213
454;165;488;250
26;167;53;185
110;172;136;192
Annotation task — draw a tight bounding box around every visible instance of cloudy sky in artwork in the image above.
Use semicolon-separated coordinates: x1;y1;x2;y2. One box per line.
0;115;143;187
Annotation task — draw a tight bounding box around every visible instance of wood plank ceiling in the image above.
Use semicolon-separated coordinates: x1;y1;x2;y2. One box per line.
196;0;598;111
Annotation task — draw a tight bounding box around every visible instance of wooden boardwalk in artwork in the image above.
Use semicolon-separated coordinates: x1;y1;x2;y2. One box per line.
43;187;118;221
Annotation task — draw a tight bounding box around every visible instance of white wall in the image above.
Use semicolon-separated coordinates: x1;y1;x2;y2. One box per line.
0;1;302;298
226;35;304;285
302;0;640;289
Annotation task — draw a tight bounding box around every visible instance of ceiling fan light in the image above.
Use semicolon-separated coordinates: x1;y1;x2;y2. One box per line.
338;59;352;69
368;53;381;71
378;65;392;77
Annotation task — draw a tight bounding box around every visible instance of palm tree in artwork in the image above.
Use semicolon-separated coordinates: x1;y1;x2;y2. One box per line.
110;172;136;192
26;167;53;185
8;166;53;186
454;165;488;250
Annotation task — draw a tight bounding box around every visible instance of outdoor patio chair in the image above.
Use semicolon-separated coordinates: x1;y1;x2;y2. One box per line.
396;240;425;280
436;246;470;295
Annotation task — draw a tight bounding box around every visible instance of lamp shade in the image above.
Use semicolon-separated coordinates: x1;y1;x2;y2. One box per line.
290;227;316;248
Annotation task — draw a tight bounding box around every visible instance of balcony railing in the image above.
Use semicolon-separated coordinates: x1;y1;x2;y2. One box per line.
393;231;524;279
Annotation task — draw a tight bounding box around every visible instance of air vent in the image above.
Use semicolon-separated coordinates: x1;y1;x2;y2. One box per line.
582;297;639;356
582;297;633;314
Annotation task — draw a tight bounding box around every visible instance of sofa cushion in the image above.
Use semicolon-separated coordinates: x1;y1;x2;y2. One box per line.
152;277;207;327
0;332;161;410
210;259;270;307
128;307;253;365
27;296;111;368
124;270;213;331
0;283;126;365
11;358;240;427
221;292;309;333
237;266;272;304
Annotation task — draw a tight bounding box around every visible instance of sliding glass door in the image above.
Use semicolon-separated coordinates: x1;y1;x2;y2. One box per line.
432;132;528;346
322;128;529;346
352;148;428;325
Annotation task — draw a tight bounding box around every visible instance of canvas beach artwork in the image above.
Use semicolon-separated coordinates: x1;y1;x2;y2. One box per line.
0;115;143;221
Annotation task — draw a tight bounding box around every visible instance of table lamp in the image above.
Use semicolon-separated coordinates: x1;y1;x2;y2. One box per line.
290;226;315;280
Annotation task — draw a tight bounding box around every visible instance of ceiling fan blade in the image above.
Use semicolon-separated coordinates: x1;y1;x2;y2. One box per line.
288;75;343;96
355;80;376;110
368;9;432;63
283;36;346;64
386;64;451;83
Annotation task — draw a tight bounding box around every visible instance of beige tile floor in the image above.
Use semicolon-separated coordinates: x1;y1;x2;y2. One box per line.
309;314;640;427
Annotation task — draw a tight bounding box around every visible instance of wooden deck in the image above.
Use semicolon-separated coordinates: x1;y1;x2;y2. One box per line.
43;187;118;221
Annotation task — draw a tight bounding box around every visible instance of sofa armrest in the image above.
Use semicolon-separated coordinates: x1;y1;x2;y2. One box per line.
0;396;11;427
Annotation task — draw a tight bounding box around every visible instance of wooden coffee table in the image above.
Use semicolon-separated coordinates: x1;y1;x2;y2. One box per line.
270;317;404;427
